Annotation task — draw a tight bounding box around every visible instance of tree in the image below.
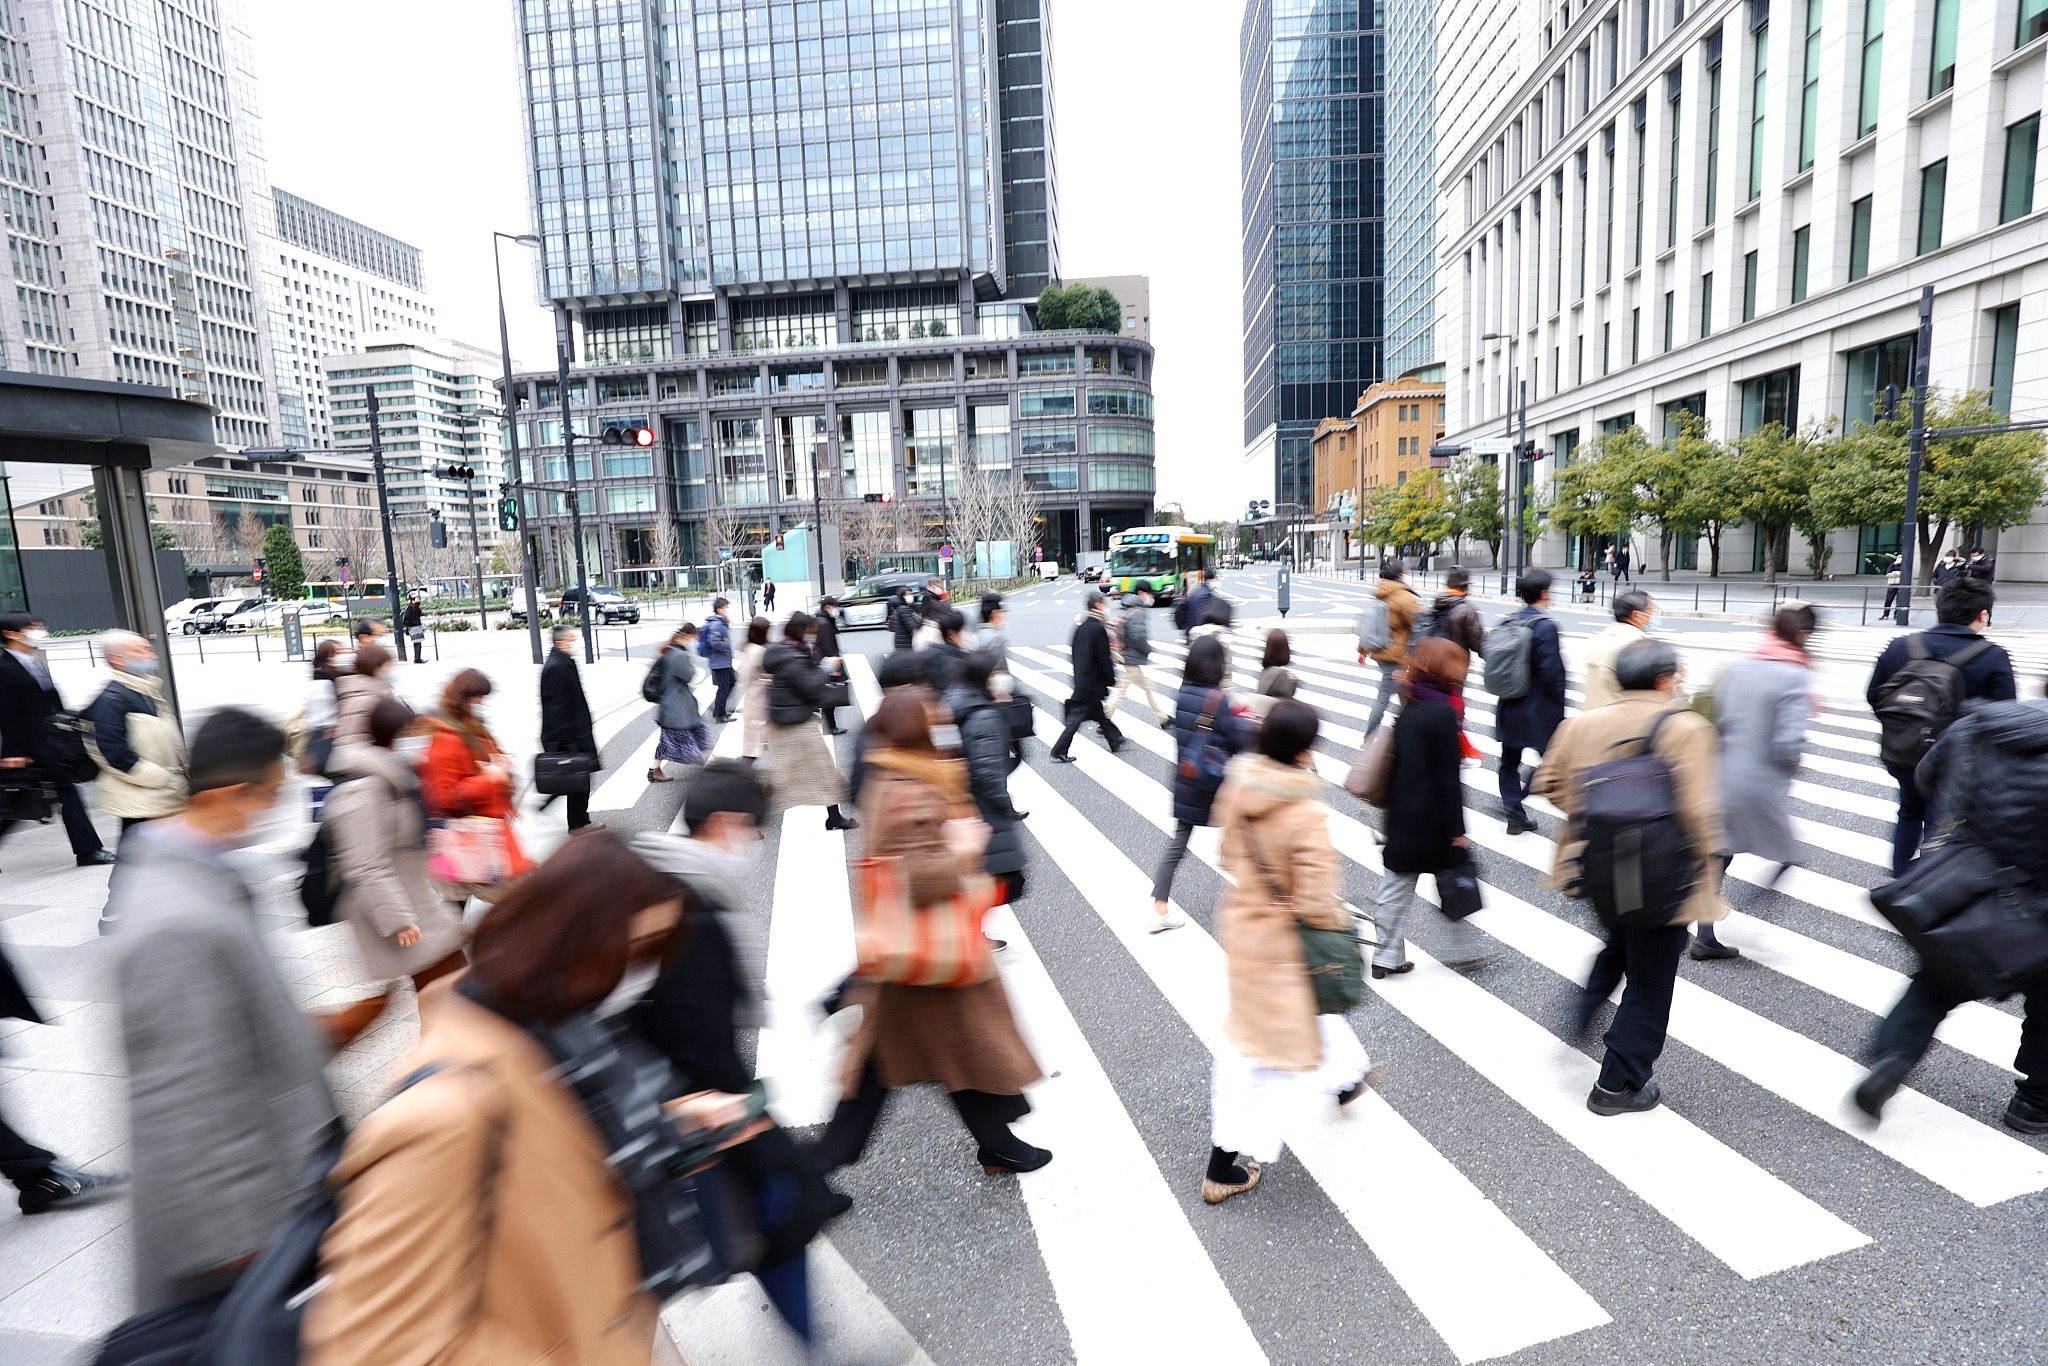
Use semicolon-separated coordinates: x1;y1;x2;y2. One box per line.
1354;482;1399;560
1680;438;1746;578
1386;472;1453;554
1442;456;1503;566
1917;389;2048;581
1603;424;1699;582
261;523;306;601
1154;501;1192;527
1733;421;1816;583
74;493;177;553
1034;283;1121;333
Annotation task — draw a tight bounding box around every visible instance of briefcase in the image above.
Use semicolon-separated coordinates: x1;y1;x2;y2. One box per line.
1871;836;2048;998
820;676;852;711
0;773;56;824
1002;694;1037;740
532;752;599;796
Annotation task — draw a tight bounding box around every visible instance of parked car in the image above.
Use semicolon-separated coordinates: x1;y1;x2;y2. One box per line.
837;571;930;631
223;600;342;631
556;585;640;625
165;597;233;632
184;598;267;634
506;598;556;626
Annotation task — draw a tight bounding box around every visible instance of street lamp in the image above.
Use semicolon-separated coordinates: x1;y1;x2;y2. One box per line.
492;230;546;665
1480;333;1529;588
810;439;830;604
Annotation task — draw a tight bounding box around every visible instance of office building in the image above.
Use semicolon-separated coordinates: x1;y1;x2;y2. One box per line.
1384;0;1440;378
506;0;1147;582
262;190;437;447
1438;0;2048;576
1241;0;1386;521
0;0;279;445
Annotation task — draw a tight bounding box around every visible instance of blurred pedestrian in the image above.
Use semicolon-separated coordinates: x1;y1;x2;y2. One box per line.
303;828;758;1365
540;623;598;830
1180;569;1217;640
1190;594;1235;662
1249;629;1299;719
323;697;469;1021
1706;602;1820;957
1535;641;1726;1116
975;592;1011;674
1965;546;1996;582
1049;593;1125;763
889;586;920;652
85;631;186;934
109;708;339;1311
350;616;388;655
0;941;124;1214
1151;635;1254;933
817;691;1049;1175
763;579;777;611
814;598;847;735
1369;637;1495;977
1362;560;1418;732
301;637;347;776
632;765;852;1344
1494;569;1567;836
763;612;856;830
401;591;425;663
848;650;938;808
0;611;110;865
701;596;737;722
1583;589;1654;711
1107;585;1169;725
1202;699;1370;1205
947;651;1027;949
926;606;970;694
421;667;532;887
1881;554;1903;614
1428;566;1486;655
739;615;773;760
1614;542;1633;584
649;622;710;783
329;640;394;765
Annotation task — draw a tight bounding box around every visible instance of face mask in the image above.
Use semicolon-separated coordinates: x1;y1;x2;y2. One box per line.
333;651;356;671
24;629;46;646
123;657;161;677
1643;616;1661;636
930;723;962;750
394;735;431;762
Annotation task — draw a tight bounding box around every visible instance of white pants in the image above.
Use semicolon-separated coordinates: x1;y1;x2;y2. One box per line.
1107;660;1167;721
1209;1015;1369;1164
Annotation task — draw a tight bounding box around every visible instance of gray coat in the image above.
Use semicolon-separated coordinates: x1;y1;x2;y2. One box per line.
110;826;339;1310
323;745;468;980
1119;593;1152;662
1714;654;1810;865
656;644;704;731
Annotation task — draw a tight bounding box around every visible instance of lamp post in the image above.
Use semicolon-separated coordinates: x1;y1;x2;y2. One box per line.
363;387;404;624
554;302;595;663
1895;286;1935;626
1481;332;1527;586
440;422;489;633
810;439;829;604
492;230;546;665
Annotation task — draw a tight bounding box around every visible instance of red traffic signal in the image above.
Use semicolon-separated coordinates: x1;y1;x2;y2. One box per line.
602;422;657;447
633;424;655;447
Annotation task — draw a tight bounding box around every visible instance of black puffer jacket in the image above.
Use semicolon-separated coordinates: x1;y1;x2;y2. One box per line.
1170;680;1254;826
764;638;828;725
945;684;1024;877
1918;701;2048;886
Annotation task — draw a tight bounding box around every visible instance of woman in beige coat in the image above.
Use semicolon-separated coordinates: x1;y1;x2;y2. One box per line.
327;641;394;774
1204;699;1370;1205
321;698;467;1010
304;828;761;1366
738;615;772;759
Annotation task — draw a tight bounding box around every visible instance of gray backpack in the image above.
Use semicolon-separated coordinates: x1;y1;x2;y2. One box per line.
1482;614;1538;699
1356;598;1391;654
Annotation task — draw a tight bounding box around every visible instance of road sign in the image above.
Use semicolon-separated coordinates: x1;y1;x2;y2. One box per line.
718;547;734;561
1467;437;1516;457
939;544;954;559
282;611;304;661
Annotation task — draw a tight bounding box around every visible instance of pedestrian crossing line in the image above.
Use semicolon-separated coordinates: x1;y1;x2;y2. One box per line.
1007;654;1873;1279
985;903;1274;1366
590;726;662;812
1005;762;1613;1363
664;709;750;834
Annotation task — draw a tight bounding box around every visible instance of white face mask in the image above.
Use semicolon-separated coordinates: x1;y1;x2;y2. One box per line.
24;629;47;647
393;735;431;762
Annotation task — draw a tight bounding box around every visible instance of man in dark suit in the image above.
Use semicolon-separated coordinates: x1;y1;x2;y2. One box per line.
0;612;110;865
812;598;846;735
1495;570;1568;836
0;941;125;1212
539;622;598;829
1049;593;1125;763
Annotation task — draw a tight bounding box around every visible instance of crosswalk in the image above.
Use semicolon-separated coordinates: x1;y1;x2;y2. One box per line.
529;606;2048;1363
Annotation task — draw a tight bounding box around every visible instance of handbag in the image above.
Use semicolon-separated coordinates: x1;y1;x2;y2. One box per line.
426;817;511;886
0;772;55;824
1002;694;1037;740
1243;814;1363;1015
820;675;853;711
1435;845;1484;921
93;1289;228;1366
854;856;999;988
532;752;598;795
1871;834;2048;999
1343;725;1396;806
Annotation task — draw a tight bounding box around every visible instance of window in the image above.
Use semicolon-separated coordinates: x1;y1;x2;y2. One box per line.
904;409;958;497
1087;427;1154;455
1091;462;1155;492
1799;0;1822;169
1748;20;1768;201
1743;250;1760;320
1019;389;1076;418
1576;147;1590;298
772;367;826;393
710;370;760;396
1555;429;1582;468
712;417;768;506
1603;125;1617;282
1632;98;1648;265
1740;366;1800;431
2022;0;2048;48
1087;388;1153;418
969;404;1013;468
1022;463;1079;492
1705;38;1723;223
1020;426;1077;457
1848;195;1873;280
2002;115;2040;223
1928;0;1958;96
1602;321;1612;374
1666;70;1682;249
603;486;656;514
1663;289;1676;350
1857;0;1883;139
965;354;1008;380
1990;304;2021;415
1918;160;1947;254
838;410;893;500
1662;392;1707;438
1791;224;1812;301
899;357;955;385
1631;306;1642;362
1019;351;1077;375
1845;333;1916;426
836;362;888;388
1700;271;1715;338
775;415;829;500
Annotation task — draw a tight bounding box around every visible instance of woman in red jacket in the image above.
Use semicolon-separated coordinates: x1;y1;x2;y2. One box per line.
420;668;534;889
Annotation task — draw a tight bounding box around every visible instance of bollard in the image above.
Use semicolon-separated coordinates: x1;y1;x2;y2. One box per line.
1722;584;1728;612
1693;584;1700;612
254;631;261;662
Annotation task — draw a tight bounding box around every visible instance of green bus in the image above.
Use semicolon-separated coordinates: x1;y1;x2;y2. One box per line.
1106;528;1215;601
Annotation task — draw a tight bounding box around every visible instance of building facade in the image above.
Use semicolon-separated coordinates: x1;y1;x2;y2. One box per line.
1438;0;2048;576
0;0;279;445
1357;374;1447;495
507;0;1144;584
1383;0;1439;378
262;191;437;448
1310;415;1359;520
1241;0;1386;520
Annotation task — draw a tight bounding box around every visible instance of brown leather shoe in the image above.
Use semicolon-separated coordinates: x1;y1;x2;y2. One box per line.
316;992;391;1051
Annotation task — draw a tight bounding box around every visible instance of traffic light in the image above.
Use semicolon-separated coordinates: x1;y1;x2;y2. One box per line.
862;492;886;503
429;514;447;549
601;422;656;448
774;533;786;551
498;496;520;532
441;463;476;481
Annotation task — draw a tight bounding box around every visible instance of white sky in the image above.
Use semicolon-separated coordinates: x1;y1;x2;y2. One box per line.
241;0;1254;518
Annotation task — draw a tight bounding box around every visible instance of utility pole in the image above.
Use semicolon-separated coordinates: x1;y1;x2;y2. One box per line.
811;440;828;604
1516;376;1530;575
1896;285;1935;626
556;305;595;662
364;387;403;625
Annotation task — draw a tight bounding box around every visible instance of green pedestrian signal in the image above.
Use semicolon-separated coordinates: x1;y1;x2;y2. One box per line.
497;496;520;532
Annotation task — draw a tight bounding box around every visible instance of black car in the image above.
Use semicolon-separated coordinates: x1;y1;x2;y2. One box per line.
557;586;641;625
837;572;929;631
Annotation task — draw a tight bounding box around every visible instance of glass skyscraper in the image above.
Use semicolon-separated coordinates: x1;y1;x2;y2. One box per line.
1240;0;1385;517
1383;0;1434;378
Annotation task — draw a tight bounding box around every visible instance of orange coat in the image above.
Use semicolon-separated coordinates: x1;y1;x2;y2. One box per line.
419;720;533;877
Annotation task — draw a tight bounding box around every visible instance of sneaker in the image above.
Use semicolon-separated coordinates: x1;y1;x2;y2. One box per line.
2002;1096;2048;1135
1586;1079;1662;1116
1149;906;1187;933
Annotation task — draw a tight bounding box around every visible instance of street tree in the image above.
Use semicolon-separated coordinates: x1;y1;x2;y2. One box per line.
261;523;306;601
1443;456;1503;566
1548;438;1629;549
1733;421;1816;584
1604;423;1699;582
1354;482;1399;561
1678;437;1746;578
1386;471;1453;556
1917;389;2048;580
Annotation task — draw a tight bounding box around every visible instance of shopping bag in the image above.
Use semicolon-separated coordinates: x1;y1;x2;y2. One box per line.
426;817;512;886
854;857;998;987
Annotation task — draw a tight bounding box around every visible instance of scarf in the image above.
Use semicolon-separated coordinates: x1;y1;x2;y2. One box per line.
1750;634;1823;717
866;747;975;819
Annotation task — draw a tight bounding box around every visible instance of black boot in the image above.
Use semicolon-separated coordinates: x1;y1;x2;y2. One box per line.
14;1164;127;1215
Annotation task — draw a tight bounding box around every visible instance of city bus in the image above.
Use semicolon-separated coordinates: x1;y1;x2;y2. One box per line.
1106;528;1215;601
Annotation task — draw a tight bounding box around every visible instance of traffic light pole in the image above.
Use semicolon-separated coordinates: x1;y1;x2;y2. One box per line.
1895;285;1935;626
811;441;827;605
364;387;404;626
463;470;486;632
492;232;544;665
556;304;594;663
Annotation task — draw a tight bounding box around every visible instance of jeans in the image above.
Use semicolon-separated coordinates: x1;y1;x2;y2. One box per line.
753;1172;811;1341
1365;659;1400;732
1369;868;1486;968
1497;745;1534;822
1871;969;2048;1109
711;665;737;719
1885;761;1936;876
1050;698;1123;758
1107;661;1168;723
1586;923;1690;1092
1152;819;1195;903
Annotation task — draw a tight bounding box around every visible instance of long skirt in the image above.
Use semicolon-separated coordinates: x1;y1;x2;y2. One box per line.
761;720;847;809
656;723;710;765
1209;1014;1368;1164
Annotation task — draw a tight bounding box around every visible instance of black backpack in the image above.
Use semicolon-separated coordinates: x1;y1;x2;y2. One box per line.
297;797;349;928
1873;634;1991;769
1576;711;1702;928
641;654;666;703
1172;593;1192;632
41;710;99;785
